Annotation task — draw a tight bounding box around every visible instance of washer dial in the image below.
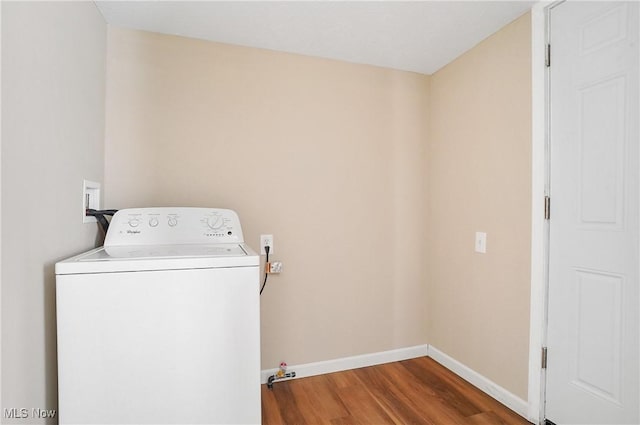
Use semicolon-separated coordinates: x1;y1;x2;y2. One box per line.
206;215;224;229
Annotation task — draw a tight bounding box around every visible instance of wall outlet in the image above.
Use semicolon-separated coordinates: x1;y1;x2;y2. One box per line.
260;234;274;255
475;231;487;253
83;180;101;223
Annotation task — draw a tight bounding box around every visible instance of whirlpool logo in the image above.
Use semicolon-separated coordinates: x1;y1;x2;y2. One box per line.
126;230;140;234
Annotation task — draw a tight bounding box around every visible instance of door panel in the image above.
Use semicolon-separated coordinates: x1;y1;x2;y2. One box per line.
572;269;623;405
546;2;639;424
578;75;626;228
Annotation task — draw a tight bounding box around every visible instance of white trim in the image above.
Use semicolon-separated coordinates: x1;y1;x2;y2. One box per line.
529;2;552;425
428;345;529;420
0;0;3;416
260;344;428;384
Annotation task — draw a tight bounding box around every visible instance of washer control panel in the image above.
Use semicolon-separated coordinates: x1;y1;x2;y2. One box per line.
104;207;244;247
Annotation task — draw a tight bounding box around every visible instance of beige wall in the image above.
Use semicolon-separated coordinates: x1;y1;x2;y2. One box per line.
1;2;106;422
104;28;430;369
427;13;532;399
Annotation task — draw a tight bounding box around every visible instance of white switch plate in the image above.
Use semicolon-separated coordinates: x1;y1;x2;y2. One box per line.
83;180;101;223
475;232;487;253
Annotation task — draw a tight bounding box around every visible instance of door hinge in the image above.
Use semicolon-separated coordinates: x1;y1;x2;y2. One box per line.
545;43;551;67
542;346;548;369
544;196;551;220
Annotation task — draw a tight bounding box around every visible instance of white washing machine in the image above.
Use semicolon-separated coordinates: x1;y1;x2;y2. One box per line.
55;207;261;425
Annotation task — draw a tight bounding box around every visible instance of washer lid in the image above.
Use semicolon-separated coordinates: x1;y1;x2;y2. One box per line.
55;243;259;275
85;244;248;261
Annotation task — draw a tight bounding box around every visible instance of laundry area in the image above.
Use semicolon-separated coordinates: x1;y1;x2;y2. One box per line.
1;2;638;425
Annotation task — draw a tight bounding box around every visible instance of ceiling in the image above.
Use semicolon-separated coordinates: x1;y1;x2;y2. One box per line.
95;1;535;75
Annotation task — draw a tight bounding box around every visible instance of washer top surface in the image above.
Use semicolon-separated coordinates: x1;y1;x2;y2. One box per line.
56;208;259;275
81;243;248;261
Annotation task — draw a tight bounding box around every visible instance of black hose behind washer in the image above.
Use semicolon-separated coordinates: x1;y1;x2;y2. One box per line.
85;209;118;234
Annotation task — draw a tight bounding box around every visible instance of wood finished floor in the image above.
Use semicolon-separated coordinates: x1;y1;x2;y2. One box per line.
261;357;532;425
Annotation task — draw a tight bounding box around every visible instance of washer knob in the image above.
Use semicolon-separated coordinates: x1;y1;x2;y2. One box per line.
167;217;178;227
207;215;223;229
128;219;140;228
149;217;159;227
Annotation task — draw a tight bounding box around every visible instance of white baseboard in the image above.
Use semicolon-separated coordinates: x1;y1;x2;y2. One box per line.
261;344;428;384
427;345;529;419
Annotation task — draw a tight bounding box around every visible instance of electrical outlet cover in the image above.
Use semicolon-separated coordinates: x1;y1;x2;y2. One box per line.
83;180;101;223
260;234;274;255
270;261;283;273
475;231;487;253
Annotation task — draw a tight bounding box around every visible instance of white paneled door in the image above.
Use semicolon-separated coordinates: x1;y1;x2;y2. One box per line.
546;2;639;424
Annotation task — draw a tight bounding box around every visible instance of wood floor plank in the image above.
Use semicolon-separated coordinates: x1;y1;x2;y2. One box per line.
294;375;350;422
480;404;528;425
269;380;309;425
288;377;333;425
329;416;363;425
400;357;485;417
325;369;360;389
333;374;398;425
262;357;532;425
383;360;473;425
353;364;437;425
464;411;510;425
261;384;285;425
